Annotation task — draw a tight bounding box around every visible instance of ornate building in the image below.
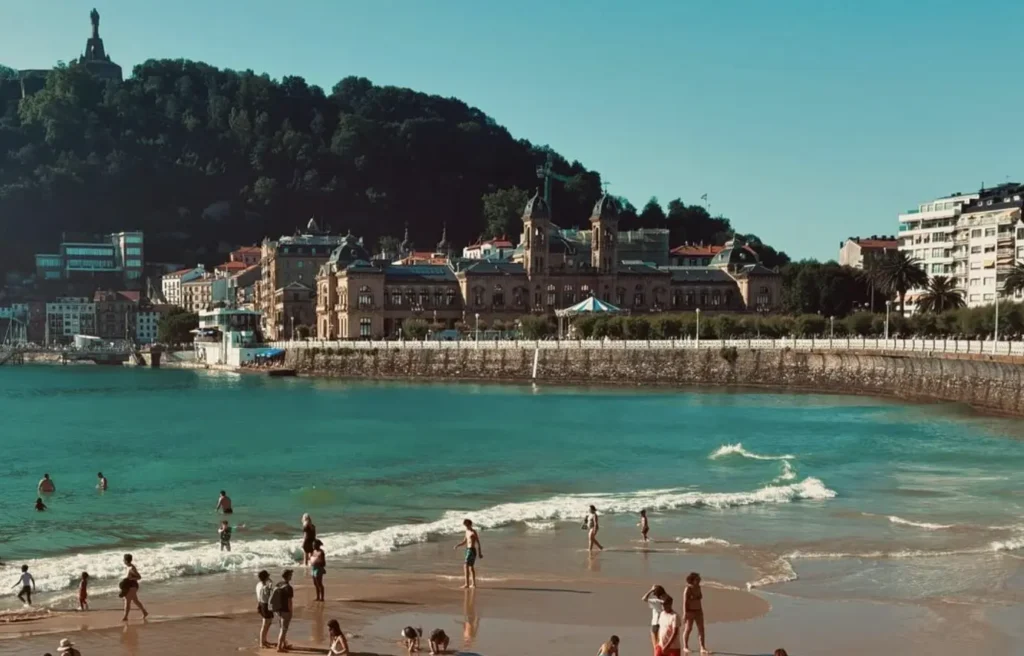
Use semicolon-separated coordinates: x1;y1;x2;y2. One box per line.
314;192;782;339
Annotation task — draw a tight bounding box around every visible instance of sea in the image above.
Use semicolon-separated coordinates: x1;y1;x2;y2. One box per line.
0;365;1022;611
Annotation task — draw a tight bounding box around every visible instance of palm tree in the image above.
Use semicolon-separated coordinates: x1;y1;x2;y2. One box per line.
1002;263;1024;297
868;251;928;316
915;276;965;313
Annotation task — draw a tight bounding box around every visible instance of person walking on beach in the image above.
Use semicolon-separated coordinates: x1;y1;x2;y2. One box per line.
13;565;35;605
642;585;670;651
97;472;107;491
38;473;55;493
585;505;603;553
453;519;482;589
639;509;650;543
216;490;233;514
310;539;327;601
78;572;89;611
255;570;275;648
301;514;317;565
598;635;620;656
119;554;148;621
35;497;48;511
656;596;681;656
271;569;295;652
56;638;82;656
682;572;708;654
327;619;349;655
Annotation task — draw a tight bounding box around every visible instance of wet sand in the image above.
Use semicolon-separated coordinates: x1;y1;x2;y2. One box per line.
0;524;1020;655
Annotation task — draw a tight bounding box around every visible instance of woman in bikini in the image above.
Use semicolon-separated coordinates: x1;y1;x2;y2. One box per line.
682;572;708;654
586;505;603;553
327;619;349;655
120;554;148;621
301;514;317;566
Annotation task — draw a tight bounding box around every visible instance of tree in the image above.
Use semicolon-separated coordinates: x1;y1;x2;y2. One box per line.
637;197;666;225
518;315;551;339
481;187;529;238
402;319;429;340
1002;264;1024;297
157;308;198;345
915;276;965;313
866;252;928;316
295;324;312;339
377;235;400;258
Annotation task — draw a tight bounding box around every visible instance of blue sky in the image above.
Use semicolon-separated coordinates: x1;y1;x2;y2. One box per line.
4;0;1023;260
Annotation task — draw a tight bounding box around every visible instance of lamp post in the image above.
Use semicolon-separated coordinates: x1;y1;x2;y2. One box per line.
994;283;1001;345
884;300;892;341
475;312;480;342
290;315;295;341
695;307;701;348
829;316;834;339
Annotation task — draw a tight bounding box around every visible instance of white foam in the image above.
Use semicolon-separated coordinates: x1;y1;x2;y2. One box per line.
17;478;835;594
675;537;732;547
786;547;984;560
746;558;797;589
887;515;954;531
990;536;1024;552
524;521;556;531
774;460;797;482
710;443;794;461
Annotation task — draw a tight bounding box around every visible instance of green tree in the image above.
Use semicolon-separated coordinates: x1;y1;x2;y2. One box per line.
402;319;429;340
868;252;927;316
915;276;965;313
1002;264;1024;297
518;315;551;339
481;186;530;238
157;308;198;345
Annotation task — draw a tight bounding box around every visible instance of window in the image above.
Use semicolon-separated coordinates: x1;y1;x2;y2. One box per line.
931;248;943;258
969;294;980;302
633;284;645;308
492;285;504;307
390;290;402;306
985;228;996;237
971;229;982;238
931;264;942;273
971;246;982;254
580;284;591;298
563;284;574;305
446;289;455;306
984;293;994;301
672;290;682;308
685;291;695;307
65;246;114;256
1017;228;1024;240
534;286;542;307
434;289;443;306
711;291;722;306
971;262;981;270
757;286;771;307
419;289;429;307
699;290;708;306
546;284;556;307
405;288;416;306
358;286;373;309
472;286;485;307
126;247;142;256
984;245;996;253
359;318;372;337
616;288;626;306
513;287;524;307
297;261;304;269
983;277;994;286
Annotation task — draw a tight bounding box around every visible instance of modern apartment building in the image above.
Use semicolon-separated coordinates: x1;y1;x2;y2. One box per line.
45;297;96;343
897;193;976;311
35;231;144;283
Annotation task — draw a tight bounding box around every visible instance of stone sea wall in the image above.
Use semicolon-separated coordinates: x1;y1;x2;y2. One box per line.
285;347;1024;414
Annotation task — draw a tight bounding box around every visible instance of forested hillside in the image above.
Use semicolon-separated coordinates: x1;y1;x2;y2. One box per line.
0;59;787;271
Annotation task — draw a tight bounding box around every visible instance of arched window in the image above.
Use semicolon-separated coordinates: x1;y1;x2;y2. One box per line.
580;284;591;297
546;284;557;307
633;284;645;308
389;287;402;306
492;284;505;307
472;286;485;307
513;287;525;307
358;285;373;309
563;284;575;305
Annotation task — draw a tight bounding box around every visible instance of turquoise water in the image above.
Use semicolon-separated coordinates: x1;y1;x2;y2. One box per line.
0;366;1022;606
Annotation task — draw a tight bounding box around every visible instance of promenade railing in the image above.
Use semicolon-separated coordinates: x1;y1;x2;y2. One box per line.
267;337;1024;357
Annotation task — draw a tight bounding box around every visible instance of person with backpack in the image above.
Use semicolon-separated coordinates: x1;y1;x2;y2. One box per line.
270;569;294;652
255;570;275;648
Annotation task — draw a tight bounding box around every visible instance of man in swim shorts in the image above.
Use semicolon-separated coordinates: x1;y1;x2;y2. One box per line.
216;490;233;514
453;519;482;589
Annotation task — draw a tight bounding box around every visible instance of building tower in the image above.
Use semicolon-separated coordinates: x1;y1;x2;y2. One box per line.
399;223;414;257
436;223;452;258
522;189;551;276
590;194;620;274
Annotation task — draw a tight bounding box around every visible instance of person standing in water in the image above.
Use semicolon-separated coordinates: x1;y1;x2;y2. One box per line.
301;514;317;566
120;554;148;621
255;570;275;649
638;509;650;543
215;490;233;514
13;565;35;605
97;472;108;491
78;572;89;611
38;473;55;493
682;572;708;654
310;539;327;602
453;519;482;589
585;505;603;553
219;520;233;552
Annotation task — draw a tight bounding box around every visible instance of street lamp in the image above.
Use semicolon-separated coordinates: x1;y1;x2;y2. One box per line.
829;316;834;340
695;308;701;348
290;315;296;341
994;282;1001;344
475;312;480;342
884;300;892;341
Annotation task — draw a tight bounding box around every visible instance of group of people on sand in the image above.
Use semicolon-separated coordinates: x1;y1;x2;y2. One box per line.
641;578;708;655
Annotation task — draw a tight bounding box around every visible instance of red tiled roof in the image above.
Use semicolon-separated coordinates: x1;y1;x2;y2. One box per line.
670;244;724;257
216;261;249;271
856;239;899;249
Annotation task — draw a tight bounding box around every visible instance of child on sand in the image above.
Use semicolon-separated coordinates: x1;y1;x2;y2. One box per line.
429;628;449;655
401;627;422;654
598;635;620;656
639;509;650;542
78;572;89;611
328;619;349;655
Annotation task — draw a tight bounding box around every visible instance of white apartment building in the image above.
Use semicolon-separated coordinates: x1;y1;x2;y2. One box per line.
898;193;977;311
161;265;205;307
45;297;96;343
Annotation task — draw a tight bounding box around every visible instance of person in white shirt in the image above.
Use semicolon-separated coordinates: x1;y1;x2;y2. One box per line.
642;584;669;650
657;596;681;656
255;570;275;649
14;565;35;605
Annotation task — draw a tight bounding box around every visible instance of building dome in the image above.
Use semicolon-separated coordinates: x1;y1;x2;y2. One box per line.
328;232;371;265
709;238;760;269
591;194;619;221
523;190;551;221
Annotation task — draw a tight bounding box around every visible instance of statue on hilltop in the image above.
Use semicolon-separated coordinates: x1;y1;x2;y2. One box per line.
91;8;100;38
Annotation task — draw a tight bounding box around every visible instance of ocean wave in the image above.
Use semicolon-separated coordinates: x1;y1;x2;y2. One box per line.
18;478;835;594
710;443;794;462
774;461;797;482
887;515;954;531
990;536;1024;552
746;558;797;589
524;521;556;531
786;547;984;560
675;537;732;547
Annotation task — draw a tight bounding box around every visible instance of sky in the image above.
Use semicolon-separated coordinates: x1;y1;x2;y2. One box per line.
3;0;1024;261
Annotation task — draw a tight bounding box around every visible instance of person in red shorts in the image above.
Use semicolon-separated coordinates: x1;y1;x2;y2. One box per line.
656;596;681;656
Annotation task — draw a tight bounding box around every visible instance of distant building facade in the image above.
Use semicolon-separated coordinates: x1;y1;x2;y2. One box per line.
462;237;515;261
35;231;144;284
838;236;899;269
45;297;96;343
93;290;140;340
671;243;724;267
161;266;206;307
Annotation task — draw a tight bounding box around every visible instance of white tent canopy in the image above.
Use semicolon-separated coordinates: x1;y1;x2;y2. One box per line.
555;296;623;317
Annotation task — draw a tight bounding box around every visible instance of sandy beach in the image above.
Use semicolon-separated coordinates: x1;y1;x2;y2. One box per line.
2;523;1021;656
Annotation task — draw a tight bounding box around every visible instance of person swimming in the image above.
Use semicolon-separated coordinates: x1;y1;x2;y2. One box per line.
97;472;107;491
38;473;55;493
35;497;47;512
215;490;233;514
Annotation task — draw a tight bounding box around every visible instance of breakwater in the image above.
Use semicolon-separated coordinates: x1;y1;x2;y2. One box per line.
285;346;1024;415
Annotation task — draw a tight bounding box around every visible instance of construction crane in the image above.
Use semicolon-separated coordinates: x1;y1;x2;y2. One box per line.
535;152;572;211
